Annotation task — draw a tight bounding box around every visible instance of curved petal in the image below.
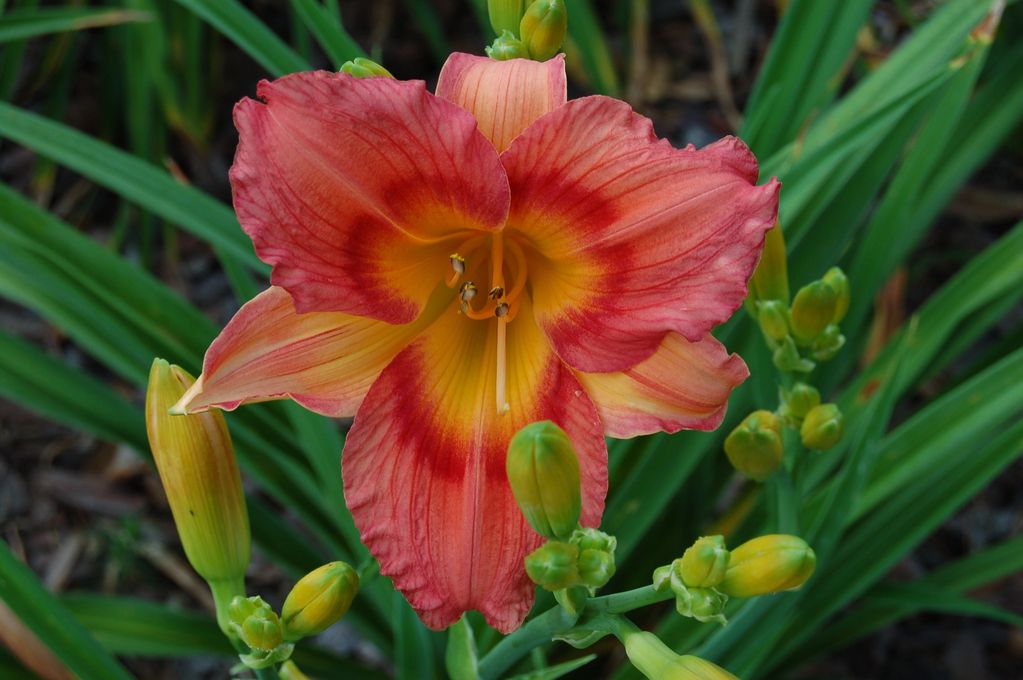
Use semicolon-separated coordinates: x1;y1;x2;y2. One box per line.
436;53;566;152
577;332;749;439
232;71;510;322
173;287;422;417
502;96;780;373
343;300;607;632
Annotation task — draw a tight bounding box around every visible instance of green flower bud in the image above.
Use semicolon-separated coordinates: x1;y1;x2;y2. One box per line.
755;300;790;342
667;656;739;680
800;403;843;451
780;382;820;423
680;535;729;588
719;534;816;598
570;526;616;553
578;548;616;589
281;561;359;641
507;421;582;540
485;29;530;60
790;280;838;345
519;0;567;61
674;585;727;625
822;267;849;324
340;57;393;78
525;541;579;590
487;0;525;35
622;630;678;679
228;595;271;629
242;610;284;651
724;410;783;482
750;224;789;304
811;325;846;361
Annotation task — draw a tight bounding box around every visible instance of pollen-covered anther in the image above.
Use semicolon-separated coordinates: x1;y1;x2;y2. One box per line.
460;281;478;302
449;253;466;275
489;286;505;300
495;303;510;318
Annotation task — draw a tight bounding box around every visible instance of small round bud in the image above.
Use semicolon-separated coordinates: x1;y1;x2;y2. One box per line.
340;57;393;78
822;267;849;324
719;534;816;598
485;29;530;60
524;541;579;590
281;561;359;641
674;585;728;625
680;535;729;588
519;0;567;61
578;548;615;589
570;527;616;553
487;0;525;35
507;421;582;540
780;382;820;423
755;300;790;342
750;224;789;304
800;403;843;451
790;280;838;345
241;610;283;651
228;595;271;629
724;410;783;482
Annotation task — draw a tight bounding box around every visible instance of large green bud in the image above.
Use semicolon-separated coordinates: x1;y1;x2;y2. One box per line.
750;223;789;304
723;410;783;482
487;0;524;35
680;535;730;588
507;420;582;540
519;0;567;61
524;541;579;591
800;403;844;451
790;280;838;345
719;534;816;598
281;561;359;641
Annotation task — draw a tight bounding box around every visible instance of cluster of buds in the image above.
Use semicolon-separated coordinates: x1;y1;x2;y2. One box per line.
485;0;567;61
622;629;737;680
748;225;850;375
228;596;292;669
652;534;815;625
508;421;617;613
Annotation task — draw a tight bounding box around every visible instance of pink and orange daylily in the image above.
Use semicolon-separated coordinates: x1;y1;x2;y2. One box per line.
174;53;779;632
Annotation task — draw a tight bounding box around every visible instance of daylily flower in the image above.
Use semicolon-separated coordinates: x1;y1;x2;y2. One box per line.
174;53;779;632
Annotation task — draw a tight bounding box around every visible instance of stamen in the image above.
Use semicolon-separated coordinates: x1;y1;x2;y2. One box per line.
449;253;465;275
496;317;509;414
494;303;510;317
459;281;478;302
489;286;505;300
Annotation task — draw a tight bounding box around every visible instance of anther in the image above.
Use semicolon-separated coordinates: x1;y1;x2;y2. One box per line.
449;254;465;275
489;286;505;300
495;303;510;318
460;282;478;302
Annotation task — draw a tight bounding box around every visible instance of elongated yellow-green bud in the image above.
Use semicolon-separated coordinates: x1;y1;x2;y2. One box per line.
340;57;393;78
525;541;579;590
822;267;849;324
281;561;359;641
622;630;678;679
800;403;843;450
519;0;567;61
485;29;530;60
719;534;816;598
790;280;838;345
667;656;739;680
680;535;729;588
723;410;783;482
488;0;524;35
755;300;789;342
750;223;789;304
242;610;284;651
780;382;820;424
279;661;311;680
507;421;582;540
146;359;249;632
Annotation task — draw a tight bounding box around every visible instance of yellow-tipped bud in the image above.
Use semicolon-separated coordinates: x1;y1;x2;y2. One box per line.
667;656;739;680
340;58;393;78
719;534;816;598
723;410;783;482
488;0;525;35
145;359;249;592
525;541;579;590
800;403;844;451
680;535;729;588
485;29;530;60
281;561;359;641
755;300;789;342
790;280;838;345
622;630;678;679
279;661;311;680
578;548;615;589
507;421;582;540
780;382;820;423
822;267;849;324
750;223;789;304
519;0;567;61
242;610;284;651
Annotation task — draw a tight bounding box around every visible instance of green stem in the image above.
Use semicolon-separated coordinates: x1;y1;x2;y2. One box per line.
588;585;674;614
209;577;246;638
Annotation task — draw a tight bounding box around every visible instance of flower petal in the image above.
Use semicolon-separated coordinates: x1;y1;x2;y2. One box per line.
436;53;566;152
174;287;422;417
502;96;780;373
577;332;749;439
343;300;606;632
232;71;510;322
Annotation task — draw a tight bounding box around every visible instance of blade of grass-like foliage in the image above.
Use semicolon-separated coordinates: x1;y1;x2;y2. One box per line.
564;0;620;96
289;0;366;69
395;592;439;679
171;0;309;76
741;0;873;157
507;654;597;679
0;541;133;680
0;331;145;450
0;102;262;271
401;0;449;63
0;6;150;43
